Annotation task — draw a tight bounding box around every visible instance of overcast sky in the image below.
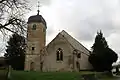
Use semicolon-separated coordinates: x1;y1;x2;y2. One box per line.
1;0;120;62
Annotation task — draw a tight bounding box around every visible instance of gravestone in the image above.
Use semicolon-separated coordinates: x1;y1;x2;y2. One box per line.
7;65;12;79
82;74;98;80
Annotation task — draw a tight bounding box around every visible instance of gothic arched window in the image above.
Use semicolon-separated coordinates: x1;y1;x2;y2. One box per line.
77;53;81;58
56;48;63;61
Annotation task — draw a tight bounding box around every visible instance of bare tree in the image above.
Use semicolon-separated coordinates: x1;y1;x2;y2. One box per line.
0;0;30;35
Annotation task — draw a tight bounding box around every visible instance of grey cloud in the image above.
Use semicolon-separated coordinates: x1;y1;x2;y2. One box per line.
85;15;115;37
75;14;115;41
52;0;119;41
27;0;51;6
39;0;51;6
46;25;54;36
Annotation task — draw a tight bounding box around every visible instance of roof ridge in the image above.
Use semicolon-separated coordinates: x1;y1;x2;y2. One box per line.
60;30;90;55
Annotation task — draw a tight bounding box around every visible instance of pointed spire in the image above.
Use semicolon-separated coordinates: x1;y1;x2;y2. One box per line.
37;1;40;15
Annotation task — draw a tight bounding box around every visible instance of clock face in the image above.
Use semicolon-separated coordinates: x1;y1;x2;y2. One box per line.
32;24;36;30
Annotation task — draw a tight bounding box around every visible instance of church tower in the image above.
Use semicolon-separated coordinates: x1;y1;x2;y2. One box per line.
24;9;47;71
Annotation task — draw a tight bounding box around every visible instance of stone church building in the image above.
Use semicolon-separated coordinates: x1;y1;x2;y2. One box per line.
24;10;92;72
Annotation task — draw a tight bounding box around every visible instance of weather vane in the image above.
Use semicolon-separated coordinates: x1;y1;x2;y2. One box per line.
37;1;41;15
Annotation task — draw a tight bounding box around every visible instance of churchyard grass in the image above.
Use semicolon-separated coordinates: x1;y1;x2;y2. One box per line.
10;71;82;80
10;70;119;80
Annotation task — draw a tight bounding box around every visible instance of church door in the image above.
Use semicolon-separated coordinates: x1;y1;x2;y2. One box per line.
76;61;80;72
40;62;43;71
30;62;34;71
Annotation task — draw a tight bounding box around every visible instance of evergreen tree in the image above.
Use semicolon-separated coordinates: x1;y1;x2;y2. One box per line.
92;31;108;54
89;31;118;72
4;34;26;70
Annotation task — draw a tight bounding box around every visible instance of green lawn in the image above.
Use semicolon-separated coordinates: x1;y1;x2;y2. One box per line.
10;71;119;80
10;71;83;80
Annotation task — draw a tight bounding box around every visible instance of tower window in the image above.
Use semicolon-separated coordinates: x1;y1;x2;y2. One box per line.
32;47;35;51
32;24;36;30
56;48;63;61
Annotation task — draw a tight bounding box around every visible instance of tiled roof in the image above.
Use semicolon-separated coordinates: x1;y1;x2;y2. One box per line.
60;30;90;55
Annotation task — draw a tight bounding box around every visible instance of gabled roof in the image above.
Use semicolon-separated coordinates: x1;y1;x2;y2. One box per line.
47;30;90;56
60;30;90;55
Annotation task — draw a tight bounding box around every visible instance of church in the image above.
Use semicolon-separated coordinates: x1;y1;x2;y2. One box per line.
24;10;93;72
